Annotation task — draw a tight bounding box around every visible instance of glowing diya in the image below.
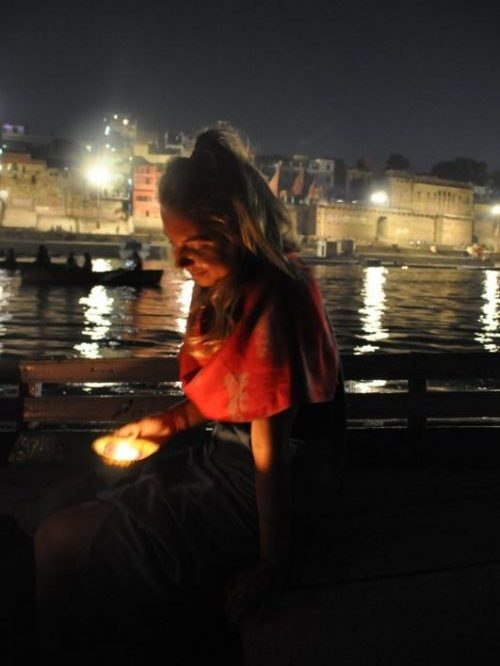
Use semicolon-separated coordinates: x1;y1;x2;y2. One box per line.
92;435;159;467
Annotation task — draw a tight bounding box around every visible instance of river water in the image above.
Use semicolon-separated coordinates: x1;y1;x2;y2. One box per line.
1;258;499;359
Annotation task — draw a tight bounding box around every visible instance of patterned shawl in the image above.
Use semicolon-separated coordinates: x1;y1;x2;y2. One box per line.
179;258;339;422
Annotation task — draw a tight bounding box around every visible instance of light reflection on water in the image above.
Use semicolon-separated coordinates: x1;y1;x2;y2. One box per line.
74;286;115;358
0;262;499;359
353;265;389;354
475;270;499;353
0;274;15;354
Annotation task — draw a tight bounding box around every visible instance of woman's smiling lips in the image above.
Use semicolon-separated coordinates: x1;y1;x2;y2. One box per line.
187;269;207;280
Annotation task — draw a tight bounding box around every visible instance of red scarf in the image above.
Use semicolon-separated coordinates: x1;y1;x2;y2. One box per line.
179;259;339;422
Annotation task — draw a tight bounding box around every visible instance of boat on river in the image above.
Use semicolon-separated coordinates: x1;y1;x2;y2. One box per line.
16;262;163;288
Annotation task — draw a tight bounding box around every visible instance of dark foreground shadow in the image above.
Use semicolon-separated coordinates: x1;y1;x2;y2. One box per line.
0;514;242;666
0;517;37;665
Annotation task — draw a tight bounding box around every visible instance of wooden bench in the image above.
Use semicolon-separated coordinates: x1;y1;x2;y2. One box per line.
0;351;498;466
343;352;500;428
3;357;181;465
342;352;500;465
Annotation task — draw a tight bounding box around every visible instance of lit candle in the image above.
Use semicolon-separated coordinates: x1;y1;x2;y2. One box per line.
104;439;141;462
92;435;159;467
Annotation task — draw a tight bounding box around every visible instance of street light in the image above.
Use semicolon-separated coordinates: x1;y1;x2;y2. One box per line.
86;163;112;224
370;190;389;206
86;164;112;188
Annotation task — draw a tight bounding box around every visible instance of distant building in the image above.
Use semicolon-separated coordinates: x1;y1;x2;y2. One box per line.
133;129;162;163
346;166;373;201
384;170;473;217
314;170;477;251
0;141;131;234
0;151;47;182
132;163;163;224
92;112;138;201
103;112;137;154
255;154;336;203
0;123;79;170
130;130;194;232
1;123;52;154
163;131;194;156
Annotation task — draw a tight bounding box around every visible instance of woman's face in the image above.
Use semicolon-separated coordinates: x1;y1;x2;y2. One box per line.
161;207;233;287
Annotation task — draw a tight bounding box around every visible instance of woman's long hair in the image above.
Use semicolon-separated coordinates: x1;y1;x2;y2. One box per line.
158;125;299;352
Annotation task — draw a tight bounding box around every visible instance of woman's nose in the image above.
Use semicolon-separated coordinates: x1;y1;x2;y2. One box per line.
174;248;193;269
178;256;194;268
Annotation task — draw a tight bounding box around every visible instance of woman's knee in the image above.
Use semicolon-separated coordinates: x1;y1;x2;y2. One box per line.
35;500;111;570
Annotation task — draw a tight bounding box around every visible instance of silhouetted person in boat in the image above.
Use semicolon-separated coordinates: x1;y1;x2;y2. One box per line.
66;252;77;269
82;252;92;272
5;248;17;270
131;249;143;271
35;245;51;268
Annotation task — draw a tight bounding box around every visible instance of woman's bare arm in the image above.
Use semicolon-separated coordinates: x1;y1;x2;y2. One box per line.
250;407;297;568
225;407;297;622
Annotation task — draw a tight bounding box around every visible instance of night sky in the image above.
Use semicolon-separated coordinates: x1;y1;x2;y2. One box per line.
2;0;499;172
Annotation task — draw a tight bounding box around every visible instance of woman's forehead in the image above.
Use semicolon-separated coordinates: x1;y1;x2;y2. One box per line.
161;207;202;239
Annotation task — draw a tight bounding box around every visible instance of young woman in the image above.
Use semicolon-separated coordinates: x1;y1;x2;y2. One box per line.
34;127;341;662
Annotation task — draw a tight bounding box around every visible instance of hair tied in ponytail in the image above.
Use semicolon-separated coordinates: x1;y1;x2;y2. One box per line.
189;147;218;174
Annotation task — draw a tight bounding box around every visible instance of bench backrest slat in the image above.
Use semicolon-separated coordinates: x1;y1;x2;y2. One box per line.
342;352;500;379
23;395;181;423
19;358;179;384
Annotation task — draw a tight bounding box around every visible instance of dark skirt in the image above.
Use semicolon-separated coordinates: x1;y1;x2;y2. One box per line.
77;421;259;625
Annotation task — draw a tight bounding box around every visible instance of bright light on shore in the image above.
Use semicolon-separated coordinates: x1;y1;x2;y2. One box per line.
86;164;112;187
370;191;389;206
491;204;500;216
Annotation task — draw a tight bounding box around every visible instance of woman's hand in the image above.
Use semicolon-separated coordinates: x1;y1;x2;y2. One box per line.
225;559;284;624
113;412;176;443
113;400;206;445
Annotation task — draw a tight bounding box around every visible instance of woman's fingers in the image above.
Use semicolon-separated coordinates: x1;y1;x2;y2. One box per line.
113;415;171;440
111;410;183;444
113;422;141;438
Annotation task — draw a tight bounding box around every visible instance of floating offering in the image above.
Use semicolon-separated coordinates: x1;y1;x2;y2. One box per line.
92;435;159;467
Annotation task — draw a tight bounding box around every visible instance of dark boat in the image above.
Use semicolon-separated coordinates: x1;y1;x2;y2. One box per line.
17;262;163;288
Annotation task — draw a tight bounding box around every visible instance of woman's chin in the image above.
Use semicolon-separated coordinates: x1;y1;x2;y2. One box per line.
191;274;213;287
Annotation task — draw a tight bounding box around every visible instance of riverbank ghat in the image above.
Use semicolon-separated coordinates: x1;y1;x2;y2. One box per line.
1;352;500;664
